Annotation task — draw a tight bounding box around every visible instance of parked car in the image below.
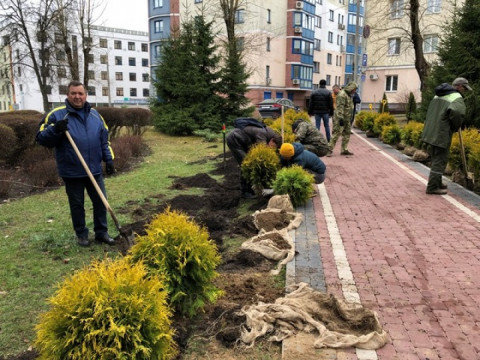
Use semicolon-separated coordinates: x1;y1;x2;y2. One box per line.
257;98;299;119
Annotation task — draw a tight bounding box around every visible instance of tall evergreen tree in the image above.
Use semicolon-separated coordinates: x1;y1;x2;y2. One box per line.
419;0;480;126
151;17;224;135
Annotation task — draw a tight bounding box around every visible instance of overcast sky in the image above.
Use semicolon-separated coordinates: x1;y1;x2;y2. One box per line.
98;0;148;32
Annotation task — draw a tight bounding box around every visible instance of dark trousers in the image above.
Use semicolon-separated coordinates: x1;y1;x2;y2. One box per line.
427;145;449;191
63;175;108;238
226;130;254;194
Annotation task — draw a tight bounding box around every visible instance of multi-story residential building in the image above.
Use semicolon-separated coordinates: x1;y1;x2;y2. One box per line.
1;25;150;112
0;42;15;112
148;0;362;109
362;0;464;111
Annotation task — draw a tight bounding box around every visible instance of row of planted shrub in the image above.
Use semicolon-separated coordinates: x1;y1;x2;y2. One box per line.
35;207;223;359
354;110;480;182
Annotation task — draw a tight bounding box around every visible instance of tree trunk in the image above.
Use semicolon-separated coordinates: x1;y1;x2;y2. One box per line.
409;0;430;91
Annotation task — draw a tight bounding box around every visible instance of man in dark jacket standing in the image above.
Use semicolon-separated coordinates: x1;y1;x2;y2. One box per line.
421;77;470;195
226;118;282;198
308;79;334;141
279;143;326;184
292;119;329;157
36;81;116;247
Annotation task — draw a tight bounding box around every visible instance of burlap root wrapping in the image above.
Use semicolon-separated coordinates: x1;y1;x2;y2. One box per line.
239;282;390;350
241;228;294;275
252;208;303;233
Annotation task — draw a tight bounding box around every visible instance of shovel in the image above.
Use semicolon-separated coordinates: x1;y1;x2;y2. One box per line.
65;130;135;246
457;127;474;190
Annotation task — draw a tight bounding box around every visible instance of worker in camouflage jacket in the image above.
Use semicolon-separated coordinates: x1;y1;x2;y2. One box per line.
327;81;358;156
292;119;330;157
421;77;470;195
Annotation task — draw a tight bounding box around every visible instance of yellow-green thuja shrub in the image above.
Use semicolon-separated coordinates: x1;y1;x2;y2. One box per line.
35;258;176;360
381;124;402;145
267;109;310;143
241;143;281;194
449;127;480;174
400;121;424;148
372;112;396;137
127;208;223;317
273;165;314;207
355;111;377;132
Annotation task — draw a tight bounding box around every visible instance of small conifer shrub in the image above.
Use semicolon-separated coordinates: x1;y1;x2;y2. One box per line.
241;143;281;195
273;165;314;207
381;124;402;145
127;207;223;317
35;258;177;360
372;112;396;137
400;121;424;148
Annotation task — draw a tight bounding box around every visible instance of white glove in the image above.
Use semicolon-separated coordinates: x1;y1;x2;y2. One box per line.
262;189;274;196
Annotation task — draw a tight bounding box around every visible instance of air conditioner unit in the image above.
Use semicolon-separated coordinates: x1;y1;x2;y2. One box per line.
292;79;300;85
370;74;379;80
266;77;272;85
338;24;345;30
294;27;302;34
296;1;303;9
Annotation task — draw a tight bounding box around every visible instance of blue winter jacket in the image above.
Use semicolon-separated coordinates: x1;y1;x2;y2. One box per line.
281;142;326;176
36;100;114;178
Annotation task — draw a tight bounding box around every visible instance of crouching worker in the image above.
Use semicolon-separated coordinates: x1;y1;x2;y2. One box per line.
279;142;326;184
292;119;330;157
226;117;283;198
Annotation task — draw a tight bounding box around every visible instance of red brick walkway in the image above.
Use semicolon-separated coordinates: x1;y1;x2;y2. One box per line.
310;131;480;360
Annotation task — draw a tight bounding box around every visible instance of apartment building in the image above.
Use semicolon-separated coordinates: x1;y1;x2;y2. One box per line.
148;0;363;109
1;25;150;112
0;44;15;112
362;0;464;111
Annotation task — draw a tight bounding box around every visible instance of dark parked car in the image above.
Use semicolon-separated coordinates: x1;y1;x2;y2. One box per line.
257;98;299;119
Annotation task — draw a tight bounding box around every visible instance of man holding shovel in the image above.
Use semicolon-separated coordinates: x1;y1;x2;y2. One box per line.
421;77;470;195
36;81;116;247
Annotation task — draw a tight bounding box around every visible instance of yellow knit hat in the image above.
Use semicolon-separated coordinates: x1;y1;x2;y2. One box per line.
280;143;295;158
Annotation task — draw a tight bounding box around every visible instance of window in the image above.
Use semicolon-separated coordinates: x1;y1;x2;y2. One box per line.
87;54;94;64
154;20;164;33
100;55;108;64
84;37;92;46
427;0;441;13
130;88;137;97
100;38;107;48
329;10;334;21
142;58;148;67
391;0;404;19
194;0;202;3
116;87;124;96
154;44;162;58
54;32;63;44
326;75;331;85
56;50;66;61
316;0;322;3
128;57;136;66
142;73;149;82
101;71;108;80
313;61;320;73
388;38;401;55
102;87;109;96
58;67;66;78
141;43;148;52
386;75;398;91
129;72;136;81
143;88;150;97
327;53;332;64
59;85;67;94
314;39;321;51
328;31;333;43
87;86;95;96
128;42;135;51
45;85;52;95
235;9;245;24
88;71;95;80
153;0;163;8
115;56;122;65
266;37;271;52
315;16;322;28
267;9;271;23
292;39;314;56
237;37;244;51
114;40;122;49
423;35;439;53
115;72;123;81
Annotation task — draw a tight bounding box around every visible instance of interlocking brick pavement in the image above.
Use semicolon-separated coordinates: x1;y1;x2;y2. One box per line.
283;129;480;360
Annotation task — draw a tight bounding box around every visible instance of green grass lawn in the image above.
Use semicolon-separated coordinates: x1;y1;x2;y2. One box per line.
0;131;224;357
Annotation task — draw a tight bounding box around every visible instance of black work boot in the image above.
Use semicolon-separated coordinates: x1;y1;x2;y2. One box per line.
77;236;90;247
95;234;115;245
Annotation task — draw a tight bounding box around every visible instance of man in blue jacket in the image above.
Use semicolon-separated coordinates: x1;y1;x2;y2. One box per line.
36;81;116;247
279;142;326;184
